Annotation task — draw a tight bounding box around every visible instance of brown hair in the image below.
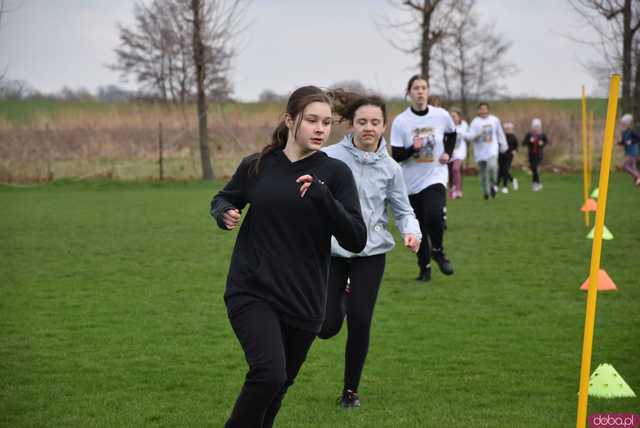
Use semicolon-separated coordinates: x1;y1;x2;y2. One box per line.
252;85;332;174
405;74;429;96
332;89;387;125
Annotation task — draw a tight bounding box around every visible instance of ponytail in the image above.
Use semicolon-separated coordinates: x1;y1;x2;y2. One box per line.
251;120;288;175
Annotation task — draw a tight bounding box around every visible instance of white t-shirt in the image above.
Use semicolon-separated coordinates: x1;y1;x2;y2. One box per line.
452;120;468;161
466;115;508;162
390;106;455;195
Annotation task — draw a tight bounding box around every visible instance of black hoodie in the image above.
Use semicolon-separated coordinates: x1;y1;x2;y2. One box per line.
211;149;367;332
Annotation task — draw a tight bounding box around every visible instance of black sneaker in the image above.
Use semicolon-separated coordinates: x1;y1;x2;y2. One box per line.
490;186;496;199
484;193;489;200
416;266;431;282
431;250;454;275
338;389;361;409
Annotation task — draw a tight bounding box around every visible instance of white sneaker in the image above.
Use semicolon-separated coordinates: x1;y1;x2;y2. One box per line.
512;178;519;191
532;183;541;192
501;187;508;194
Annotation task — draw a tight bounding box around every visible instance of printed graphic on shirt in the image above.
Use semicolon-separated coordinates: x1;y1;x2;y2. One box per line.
481;125;493;144
412;127;436;163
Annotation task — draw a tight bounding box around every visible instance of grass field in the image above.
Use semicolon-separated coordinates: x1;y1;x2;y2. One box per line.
1;173;638;427
0;98;607;126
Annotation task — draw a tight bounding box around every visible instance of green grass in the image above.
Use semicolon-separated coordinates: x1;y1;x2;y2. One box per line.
0;99;284;126
1;173;638;427
0;98;609;126
0;99;116;125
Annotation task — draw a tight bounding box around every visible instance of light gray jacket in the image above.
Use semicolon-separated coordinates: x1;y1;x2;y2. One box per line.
323;135;422;258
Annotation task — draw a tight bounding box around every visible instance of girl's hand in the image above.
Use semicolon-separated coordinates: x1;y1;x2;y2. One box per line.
439;152;450;164
404;234;420;253
296;174;314;198
223;208;241;230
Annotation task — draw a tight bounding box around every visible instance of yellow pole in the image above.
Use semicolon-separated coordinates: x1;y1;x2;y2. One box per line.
588;110;594;193
576;74;620;428
581;86;589;226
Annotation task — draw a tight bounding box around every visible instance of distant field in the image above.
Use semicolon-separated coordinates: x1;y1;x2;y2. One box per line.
0;98;609;126
1;173;638;427
0;98;620;182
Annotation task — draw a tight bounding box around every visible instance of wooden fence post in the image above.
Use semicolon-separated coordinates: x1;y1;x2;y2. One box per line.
158;121;164;181
45;122;54;182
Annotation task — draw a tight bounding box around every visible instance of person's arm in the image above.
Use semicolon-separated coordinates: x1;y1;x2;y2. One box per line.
443;131;457;158
496;119;508;153
542;134;550;147
442;111;457;158
300;165;367;253
392;146;417;162
387;164;422;245
210;155;254;230
463;120;480;142
390;118;416;162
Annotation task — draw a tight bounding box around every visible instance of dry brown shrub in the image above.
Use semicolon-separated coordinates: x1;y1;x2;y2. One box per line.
0;100;627;183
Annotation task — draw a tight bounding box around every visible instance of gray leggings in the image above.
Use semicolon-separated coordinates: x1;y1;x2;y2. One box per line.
478;156;498;196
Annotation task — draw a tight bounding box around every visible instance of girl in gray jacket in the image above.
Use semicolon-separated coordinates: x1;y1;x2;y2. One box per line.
319;92;421;409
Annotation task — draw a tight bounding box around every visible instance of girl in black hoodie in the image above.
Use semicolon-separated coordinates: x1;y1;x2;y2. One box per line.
211;86;367;428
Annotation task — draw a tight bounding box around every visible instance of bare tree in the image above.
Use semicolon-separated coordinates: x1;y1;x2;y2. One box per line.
0;0;20;83
0;0;5;30
569;0;640;116
258;89;286;102
376;0;458;79
112;0;246;104
113;0;249;180
113;2;187;102
191;0;214;180
189;0;248;180
432;0;516;116
0;78;34;100
97;85;133;102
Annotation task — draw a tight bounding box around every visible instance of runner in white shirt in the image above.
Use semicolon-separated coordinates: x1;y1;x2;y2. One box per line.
449;108;468;199
391;75;457;282
465;102;508;199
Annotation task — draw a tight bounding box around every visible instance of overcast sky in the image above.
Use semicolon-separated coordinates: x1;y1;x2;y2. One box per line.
0;0;608;100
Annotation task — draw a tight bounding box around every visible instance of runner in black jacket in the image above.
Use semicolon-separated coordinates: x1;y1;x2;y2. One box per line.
211;86;367;428
522;118;549;192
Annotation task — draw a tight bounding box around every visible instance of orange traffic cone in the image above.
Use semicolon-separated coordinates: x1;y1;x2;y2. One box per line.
580;198;597;212
580;269;617;291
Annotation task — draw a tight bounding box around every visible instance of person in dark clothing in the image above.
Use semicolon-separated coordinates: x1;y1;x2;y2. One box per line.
522;118;549;192
390;74;457;282
497;121;519;193
211;86;367;428
319;92;421;409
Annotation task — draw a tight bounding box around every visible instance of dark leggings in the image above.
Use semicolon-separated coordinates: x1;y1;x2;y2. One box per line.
408;183;447;270
318;254;386;393
497;154;513;186
225;299;316;428
529;155;542;183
